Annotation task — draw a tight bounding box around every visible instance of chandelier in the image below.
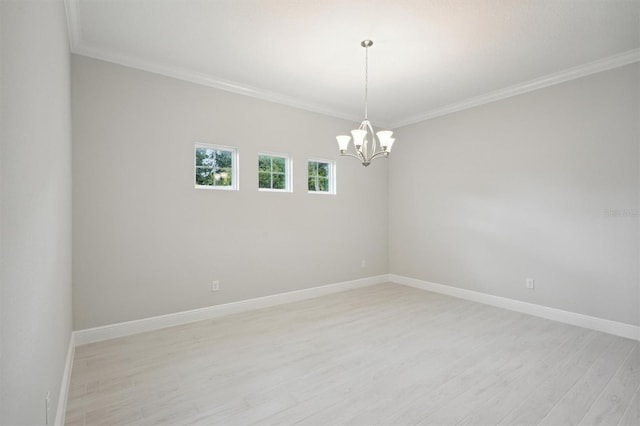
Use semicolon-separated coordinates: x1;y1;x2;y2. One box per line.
336;40;395;167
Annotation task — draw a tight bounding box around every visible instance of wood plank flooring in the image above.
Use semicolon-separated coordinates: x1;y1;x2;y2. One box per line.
65;283;639;425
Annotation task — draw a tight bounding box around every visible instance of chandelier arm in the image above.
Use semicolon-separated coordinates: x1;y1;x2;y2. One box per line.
340;152;364;161
358;121;367;162
368;151;389;162
363;136;368;162
366;121;377;155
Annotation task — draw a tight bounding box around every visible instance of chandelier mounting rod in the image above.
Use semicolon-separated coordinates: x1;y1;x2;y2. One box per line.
362;39;372;120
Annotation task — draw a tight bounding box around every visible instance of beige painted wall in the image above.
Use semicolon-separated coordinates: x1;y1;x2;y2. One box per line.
390;63;640;326
1;0;73;423
72;55;389;330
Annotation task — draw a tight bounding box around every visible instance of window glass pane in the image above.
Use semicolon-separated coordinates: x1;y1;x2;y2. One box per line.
308;161;317;176
258;172;271;189
258;156;271;172
272;157;285;173
272;173;285;190
308;177;317;191
213;170;232;187
195;148;212;167
215;150;232;170
195;166;213;186
318;162;329;177
319;177;329;192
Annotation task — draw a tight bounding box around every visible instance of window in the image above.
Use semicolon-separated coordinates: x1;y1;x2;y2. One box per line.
308;159;335;194
258;153;292;192
194;144;238;190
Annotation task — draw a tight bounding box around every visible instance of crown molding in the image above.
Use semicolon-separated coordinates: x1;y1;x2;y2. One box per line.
64;2;364;125
390;48;640;129
72;43;367;124
64;0;636;130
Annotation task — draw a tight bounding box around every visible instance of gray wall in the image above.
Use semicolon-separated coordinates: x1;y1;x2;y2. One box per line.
1;0;73;424
390;63;639;326
72;55;389;330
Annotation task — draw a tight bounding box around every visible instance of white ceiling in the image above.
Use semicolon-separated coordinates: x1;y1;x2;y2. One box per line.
66;0;640;128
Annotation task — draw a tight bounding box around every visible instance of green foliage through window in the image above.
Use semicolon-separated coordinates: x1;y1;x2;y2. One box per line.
195;145;236;189
308;160;332;193
258;154;289;191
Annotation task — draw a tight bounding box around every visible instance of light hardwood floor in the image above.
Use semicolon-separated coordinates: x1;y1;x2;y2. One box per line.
66;283;639;425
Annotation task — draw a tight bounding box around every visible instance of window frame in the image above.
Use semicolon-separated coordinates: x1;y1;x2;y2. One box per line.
194;143;239;191
258;152;293;193
307;158;336;195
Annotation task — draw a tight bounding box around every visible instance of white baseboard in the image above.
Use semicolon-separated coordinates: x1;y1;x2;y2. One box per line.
390;274;640;341
73;272;638;345
55;332;75;426
74;274;389;345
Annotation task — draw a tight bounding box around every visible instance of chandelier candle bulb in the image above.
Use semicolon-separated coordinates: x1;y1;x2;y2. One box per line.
351;129;367;148
377;130;393;150
386;138;395;151
336;40;396;167
377;130;393;142
337;135;351;152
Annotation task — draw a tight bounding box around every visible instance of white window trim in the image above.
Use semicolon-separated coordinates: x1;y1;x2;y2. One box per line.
307;158;336;195
258;152;293;193
194;143;239;191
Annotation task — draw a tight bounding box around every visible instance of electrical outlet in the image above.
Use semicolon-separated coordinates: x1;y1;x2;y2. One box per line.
526;278;535;289
211;280;220;292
